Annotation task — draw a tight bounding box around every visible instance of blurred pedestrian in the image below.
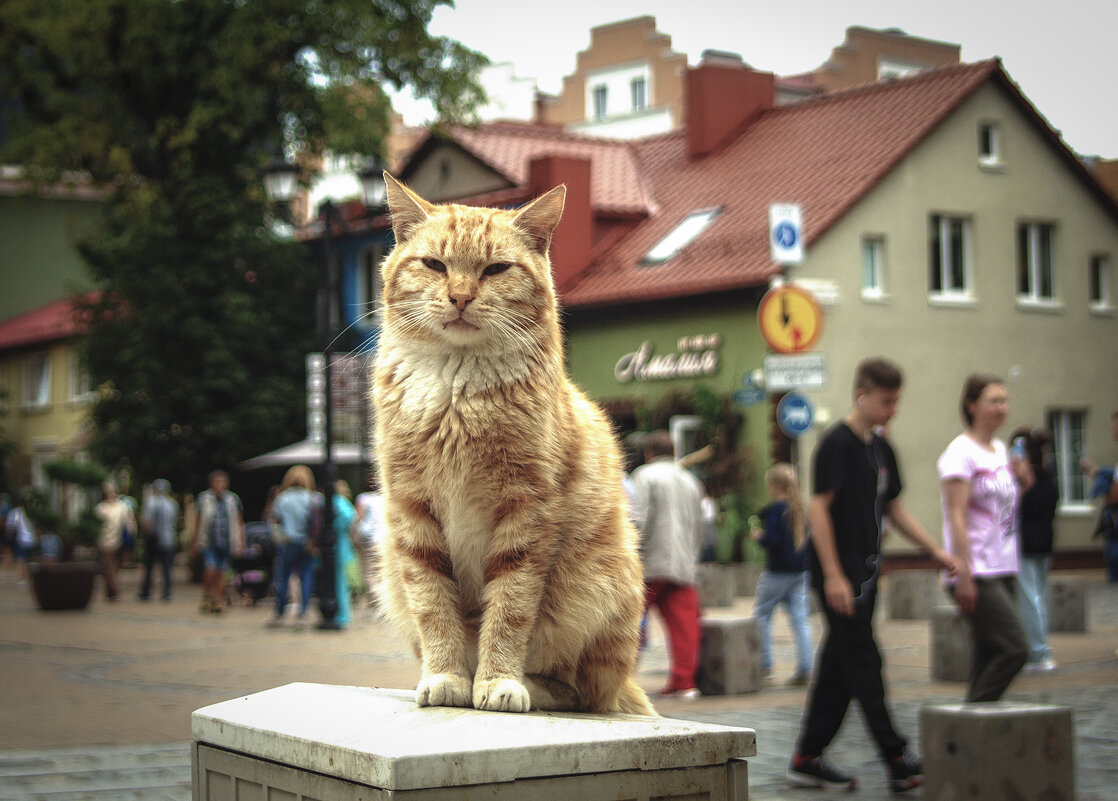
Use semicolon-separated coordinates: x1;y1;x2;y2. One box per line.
789;358;956;793
1010;427;1059;672
630;429;703;699
332;479;357;628
139;479;180;602
1081;411;1118;581
95;481;136;602
750;462;813;686
191;470;245;614
351;476;385;608
6;494;36;584
266;465;321;628
938;374;1028;701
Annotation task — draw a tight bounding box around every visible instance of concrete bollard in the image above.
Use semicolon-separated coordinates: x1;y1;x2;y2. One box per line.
930;605;971;682
695;564;737;609
1047;575;1086;632
697;617;763;695
922;702;1075;801
886;570;943;620
192;684;757;800
733;562;762;597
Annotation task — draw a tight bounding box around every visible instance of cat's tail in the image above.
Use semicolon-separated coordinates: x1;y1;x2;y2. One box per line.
616;678;658;717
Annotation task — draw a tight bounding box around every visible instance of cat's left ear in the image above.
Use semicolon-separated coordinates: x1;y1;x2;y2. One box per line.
384;173;435;244
514;185;566;254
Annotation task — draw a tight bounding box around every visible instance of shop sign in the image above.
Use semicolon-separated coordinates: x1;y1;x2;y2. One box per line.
614;334;721;383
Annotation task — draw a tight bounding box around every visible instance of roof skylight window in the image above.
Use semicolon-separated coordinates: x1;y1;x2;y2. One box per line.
642;207;722;265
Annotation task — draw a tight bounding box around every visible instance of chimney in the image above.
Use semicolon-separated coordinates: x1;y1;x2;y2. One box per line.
687;52;775;159
528;155;593;293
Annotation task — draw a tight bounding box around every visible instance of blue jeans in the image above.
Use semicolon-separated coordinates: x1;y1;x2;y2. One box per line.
1015;555;1051;663
753;570;814;675
1106;539;1118;583
274;542;315;617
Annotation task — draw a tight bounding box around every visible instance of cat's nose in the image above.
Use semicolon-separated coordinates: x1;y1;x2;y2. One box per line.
449;291;473;310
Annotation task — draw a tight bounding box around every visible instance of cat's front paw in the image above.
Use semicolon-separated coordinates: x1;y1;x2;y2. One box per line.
416;673;473;708
473;677;531;713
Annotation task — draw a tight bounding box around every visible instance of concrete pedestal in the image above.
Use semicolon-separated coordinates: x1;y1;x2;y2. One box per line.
1048;575;1086;632
696;564;737;609
886;570;942;620
930;605;971;682
192;683;756;801
921;702;1075;801
697;617;763;696
734;563;762;598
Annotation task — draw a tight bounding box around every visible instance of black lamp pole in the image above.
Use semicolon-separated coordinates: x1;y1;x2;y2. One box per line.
316;199;340;630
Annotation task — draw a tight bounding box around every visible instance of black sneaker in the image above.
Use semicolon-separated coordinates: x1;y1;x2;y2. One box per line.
888;751;923;793
787;753;857;790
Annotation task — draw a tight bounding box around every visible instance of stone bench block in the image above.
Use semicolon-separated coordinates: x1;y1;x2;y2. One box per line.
930;605;971;682
697;617;762;696
192;683;756;800
886;570;943;620
1048;576;1086;632
921;702;1075;801
734;562;762;597
696;563;737;609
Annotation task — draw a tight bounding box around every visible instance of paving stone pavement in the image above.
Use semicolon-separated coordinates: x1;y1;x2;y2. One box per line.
1;566;1116;800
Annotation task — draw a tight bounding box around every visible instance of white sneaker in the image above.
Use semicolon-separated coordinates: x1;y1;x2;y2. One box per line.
1023;658;1057;673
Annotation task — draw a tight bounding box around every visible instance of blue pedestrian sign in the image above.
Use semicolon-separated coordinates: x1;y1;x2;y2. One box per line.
777;392;814;438
769;203;804;265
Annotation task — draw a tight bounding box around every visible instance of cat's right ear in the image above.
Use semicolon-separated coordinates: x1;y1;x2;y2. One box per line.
384;173;435;244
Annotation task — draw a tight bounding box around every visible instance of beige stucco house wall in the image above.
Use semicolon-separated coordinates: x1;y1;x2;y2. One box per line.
792;81;1118;552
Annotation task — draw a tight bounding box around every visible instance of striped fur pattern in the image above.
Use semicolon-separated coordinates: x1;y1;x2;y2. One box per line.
372;175;654;715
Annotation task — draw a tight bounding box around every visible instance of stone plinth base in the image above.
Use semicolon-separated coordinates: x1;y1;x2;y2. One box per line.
930;605;971;682
886;570;942;620
697;617;762;695
192;683;756;800
1048;575;1086;632
734;563;762;597
696;564;737;609
921;702;1075;801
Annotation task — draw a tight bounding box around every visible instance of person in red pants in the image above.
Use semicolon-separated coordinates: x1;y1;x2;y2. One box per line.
629;430;703;698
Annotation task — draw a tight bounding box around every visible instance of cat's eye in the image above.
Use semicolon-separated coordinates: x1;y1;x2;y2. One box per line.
422;258;447;273
483;262;511;277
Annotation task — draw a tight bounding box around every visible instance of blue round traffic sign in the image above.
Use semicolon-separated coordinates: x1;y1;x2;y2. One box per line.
777;392;814;437
773;220;799;249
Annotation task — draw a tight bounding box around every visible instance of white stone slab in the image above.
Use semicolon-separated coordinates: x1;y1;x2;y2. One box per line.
192;683;756;792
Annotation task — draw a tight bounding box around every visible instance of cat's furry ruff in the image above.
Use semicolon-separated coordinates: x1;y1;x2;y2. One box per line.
372;174;654;716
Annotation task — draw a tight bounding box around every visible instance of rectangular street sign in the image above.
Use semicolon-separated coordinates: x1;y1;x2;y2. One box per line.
763;353;826;391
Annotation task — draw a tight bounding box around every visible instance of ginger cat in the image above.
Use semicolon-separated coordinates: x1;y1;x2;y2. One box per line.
372;174;654;716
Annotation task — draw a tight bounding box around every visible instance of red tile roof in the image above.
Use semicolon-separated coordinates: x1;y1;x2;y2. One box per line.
0;294;96;351
563;60;1003;308
415;122;655;217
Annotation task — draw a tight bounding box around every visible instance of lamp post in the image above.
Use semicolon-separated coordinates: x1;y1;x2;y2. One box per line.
264;154;385;630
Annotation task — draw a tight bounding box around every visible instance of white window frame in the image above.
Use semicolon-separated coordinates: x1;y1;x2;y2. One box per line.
68;351;94;404
928;214;974;303
630;77;647;112
669;415;705;461
1017;221;1058;305
1089;253;1112;312
861;236;886;300
978;122;1002;167
22;351;51;410
356;243;387;328
642;208;722;265
1048;409;1090;510
591;85;608;120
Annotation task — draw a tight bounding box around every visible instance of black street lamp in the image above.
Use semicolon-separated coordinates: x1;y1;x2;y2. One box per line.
263;154;385;630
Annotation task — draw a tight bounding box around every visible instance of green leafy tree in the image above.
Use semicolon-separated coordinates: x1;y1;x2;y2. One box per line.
0;0;486;489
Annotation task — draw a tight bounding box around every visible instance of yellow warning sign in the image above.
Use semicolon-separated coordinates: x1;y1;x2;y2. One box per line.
758;285;823;354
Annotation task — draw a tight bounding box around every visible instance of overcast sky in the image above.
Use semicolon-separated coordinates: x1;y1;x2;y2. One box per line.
403;0;1115;159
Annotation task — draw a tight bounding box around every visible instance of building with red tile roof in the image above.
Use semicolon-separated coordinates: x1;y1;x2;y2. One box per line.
356;54;1118;560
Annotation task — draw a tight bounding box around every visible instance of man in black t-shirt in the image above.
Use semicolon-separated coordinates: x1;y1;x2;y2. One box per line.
788;358;958;794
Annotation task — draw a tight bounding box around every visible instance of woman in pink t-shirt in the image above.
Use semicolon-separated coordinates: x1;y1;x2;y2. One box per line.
938;374;1028;702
